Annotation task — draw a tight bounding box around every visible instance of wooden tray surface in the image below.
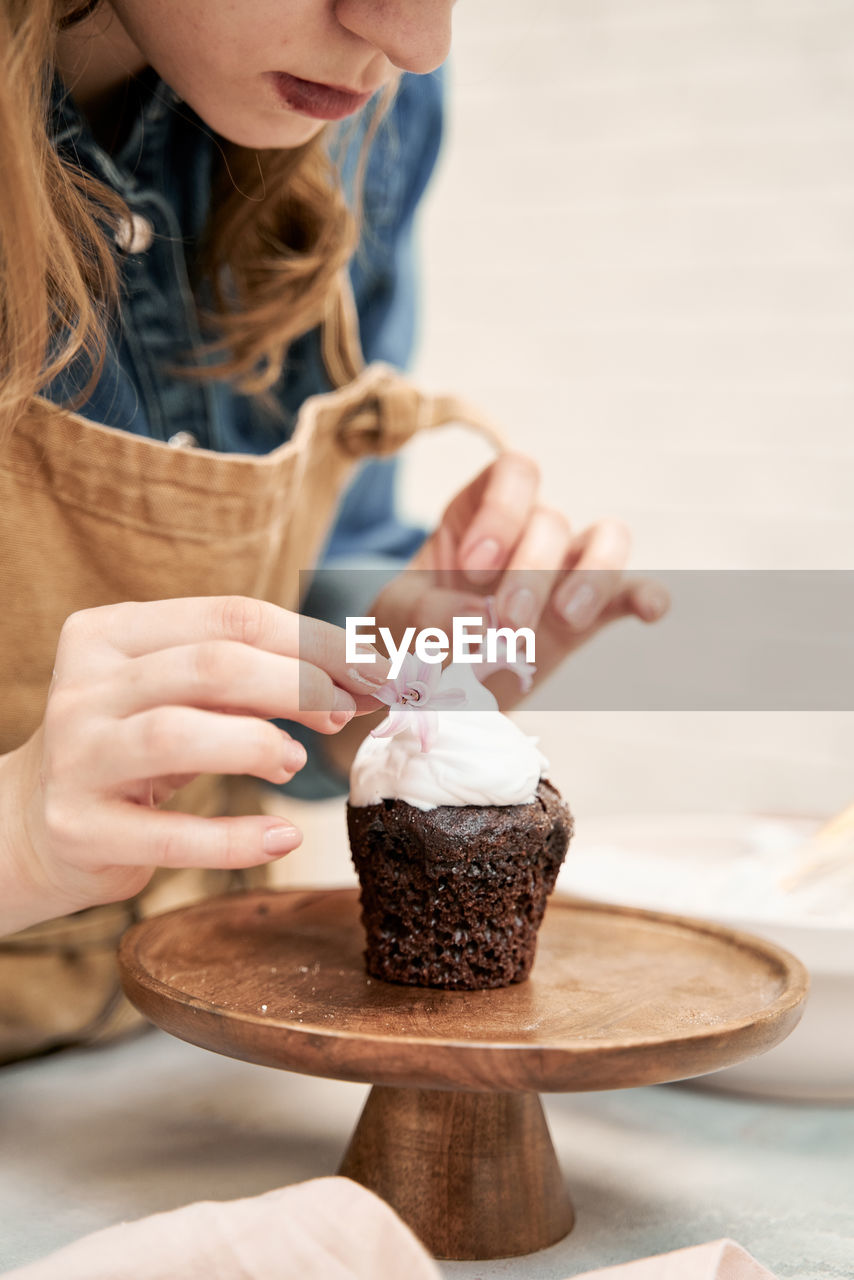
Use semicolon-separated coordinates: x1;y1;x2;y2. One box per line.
119;888;808;1092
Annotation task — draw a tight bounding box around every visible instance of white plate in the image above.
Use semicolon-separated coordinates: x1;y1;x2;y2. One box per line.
557;813;854;1101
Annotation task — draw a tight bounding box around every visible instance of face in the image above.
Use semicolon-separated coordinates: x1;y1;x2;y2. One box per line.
105;0;454;148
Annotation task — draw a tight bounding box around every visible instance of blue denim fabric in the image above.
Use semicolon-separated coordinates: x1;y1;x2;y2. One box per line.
45;69;444;795
47;69;443;443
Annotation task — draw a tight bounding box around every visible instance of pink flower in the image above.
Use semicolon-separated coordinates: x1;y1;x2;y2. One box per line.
371;654;468;752
474;595;537;693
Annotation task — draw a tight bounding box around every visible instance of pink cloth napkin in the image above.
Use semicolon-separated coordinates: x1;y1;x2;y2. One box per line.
567;1238;778;1280
2;1183;779;1280
2;1178;441;1280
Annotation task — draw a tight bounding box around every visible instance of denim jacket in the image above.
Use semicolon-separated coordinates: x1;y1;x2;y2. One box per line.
45;69;444;795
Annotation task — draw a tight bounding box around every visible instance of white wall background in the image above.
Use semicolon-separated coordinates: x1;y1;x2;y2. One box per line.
404;0;854;820
278;0;854;881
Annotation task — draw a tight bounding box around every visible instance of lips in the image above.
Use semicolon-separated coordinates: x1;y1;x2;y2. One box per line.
270;72;375;121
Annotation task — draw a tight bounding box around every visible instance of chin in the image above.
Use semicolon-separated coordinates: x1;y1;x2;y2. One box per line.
187;98;324;150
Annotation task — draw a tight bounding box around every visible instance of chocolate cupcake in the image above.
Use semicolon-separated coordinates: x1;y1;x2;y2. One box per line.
348;661;573;990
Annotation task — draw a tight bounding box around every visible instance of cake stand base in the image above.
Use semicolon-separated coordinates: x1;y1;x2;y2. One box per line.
339;1086;573;1260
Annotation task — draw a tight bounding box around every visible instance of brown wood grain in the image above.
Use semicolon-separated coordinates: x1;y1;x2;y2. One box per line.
339;1086;574;1260
118;888;808;1093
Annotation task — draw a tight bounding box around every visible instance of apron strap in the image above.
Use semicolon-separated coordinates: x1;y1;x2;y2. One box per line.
334;374;507;456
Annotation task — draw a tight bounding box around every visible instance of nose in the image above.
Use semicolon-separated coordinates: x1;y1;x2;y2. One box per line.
335;0;453;75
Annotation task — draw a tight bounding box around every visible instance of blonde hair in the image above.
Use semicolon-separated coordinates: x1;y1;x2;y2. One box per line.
0;0;361;434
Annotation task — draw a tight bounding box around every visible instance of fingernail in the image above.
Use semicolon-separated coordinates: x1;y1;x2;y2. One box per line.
560;582;599;630
463;537;503;576
262;825;300;856
347;665;387;690
331;687;356;726
504;587;536;629
283;741;307;772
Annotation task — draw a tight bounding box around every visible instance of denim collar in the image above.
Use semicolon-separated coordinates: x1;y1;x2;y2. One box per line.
49;68;183;191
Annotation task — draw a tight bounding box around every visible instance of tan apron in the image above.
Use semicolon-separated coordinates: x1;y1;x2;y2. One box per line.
0;280;503;1064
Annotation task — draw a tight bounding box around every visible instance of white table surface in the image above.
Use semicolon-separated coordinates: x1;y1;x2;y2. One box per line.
0;1029;851;1280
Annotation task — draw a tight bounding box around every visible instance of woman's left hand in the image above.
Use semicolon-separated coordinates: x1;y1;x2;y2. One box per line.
372;451;669;707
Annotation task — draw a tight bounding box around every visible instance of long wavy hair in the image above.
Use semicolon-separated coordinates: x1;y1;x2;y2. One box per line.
0;0;364;434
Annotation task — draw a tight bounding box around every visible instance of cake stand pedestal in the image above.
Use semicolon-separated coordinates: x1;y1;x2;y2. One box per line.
118;889;807;1261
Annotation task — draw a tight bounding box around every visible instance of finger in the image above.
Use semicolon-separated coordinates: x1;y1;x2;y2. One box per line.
104;706;308;788
297;613;392;698
406;512;464;591
493;507;573;630
596;578;671;628
110;643;359;730
95;806;304;870
62;596;300;662
149;773;198;806
300;690;380;729
552;519;632;632
410;588;487;637
445;453;541;585
60;598;391;694
206;694;379;729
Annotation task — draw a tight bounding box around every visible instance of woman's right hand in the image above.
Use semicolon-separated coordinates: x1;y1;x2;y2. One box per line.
0;596;388;934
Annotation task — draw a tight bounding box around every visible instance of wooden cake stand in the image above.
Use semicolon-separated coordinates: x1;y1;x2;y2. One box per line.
118;889;807;1261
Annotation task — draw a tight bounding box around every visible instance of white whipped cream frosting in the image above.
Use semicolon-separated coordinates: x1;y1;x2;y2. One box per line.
349;663;548;810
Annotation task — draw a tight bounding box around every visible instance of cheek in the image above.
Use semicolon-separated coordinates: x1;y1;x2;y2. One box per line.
109;1;281;94
108;1;269;138
117;2;232;57
110;0;314;68
107;0;340;148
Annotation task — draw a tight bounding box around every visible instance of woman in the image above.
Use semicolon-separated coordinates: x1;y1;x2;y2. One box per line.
0;3;665;1269
0;0;665;943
